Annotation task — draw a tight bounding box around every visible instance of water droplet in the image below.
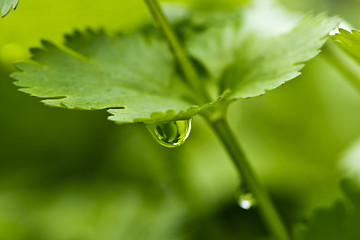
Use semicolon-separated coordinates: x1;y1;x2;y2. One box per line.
237;182;256;210
146;119;192;148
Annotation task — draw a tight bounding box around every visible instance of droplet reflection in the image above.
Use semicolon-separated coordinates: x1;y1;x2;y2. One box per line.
146;119;192;148
237;182;256;210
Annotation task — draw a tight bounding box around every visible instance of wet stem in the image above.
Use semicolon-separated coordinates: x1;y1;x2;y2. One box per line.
206;115;290;240
143;0;291;239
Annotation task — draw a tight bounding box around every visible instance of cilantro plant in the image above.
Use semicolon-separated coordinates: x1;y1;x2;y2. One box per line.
7;0;359;239
295;180;360;240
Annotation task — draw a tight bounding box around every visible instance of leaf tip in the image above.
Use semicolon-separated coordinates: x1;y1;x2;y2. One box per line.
40;39;56;49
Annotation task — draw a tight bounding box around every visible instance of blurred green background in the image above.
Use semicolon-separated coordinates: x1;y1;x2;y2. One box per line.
1;0;360;239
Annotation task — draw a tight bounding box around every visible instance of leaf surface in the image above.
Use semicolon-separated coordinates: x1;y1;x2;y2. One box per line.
12;30;205;124
0;0;18;17
295;180;360;240
186;7;340;98
12;3;339;125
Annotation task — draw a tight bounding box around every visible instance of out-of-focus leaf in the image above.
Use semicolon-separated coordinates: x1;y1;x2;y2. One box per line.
0;184;188;240
331;28;360;63
295;180;360;240
0;0;18;17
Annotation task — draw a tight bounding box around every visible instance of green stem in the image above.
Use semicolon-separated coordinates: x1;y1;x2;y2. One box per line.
143;0;211;104
142;1;290;239
206;114;290;240
323;41;360;92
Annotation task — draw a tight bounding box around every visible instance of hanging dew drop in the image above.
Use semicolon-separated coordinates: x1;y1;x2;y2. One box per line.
237;182;256;210
238;192;255;210
146;119;192;148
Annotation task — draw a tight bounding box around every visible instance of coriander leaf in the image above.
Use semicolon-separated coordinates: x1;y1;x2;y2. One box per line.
331;28;360;63
222;14;340;98
0;0;18;17
12;29;207;124
185;1;301;80
295;180;360;240
186;9;340;98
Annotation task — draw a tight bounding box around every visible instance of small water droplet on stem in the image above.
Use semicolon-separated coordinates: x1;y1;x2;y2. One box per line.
146;119;192;148
237;182;256;210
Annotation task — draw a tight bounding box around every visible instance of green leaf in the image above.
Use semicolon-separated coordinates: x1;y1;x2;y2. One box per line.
186;9;340;98
0;0;18;17
295;180;360;240
0;184;188;240
12;3;339;125
12;29;209;124
331;28;360;64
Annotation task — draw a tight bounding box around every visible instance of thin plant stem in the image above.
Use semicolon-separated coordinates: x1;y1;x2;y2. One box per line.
142;1;290;239
143;0;211;104
206;115;290;240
